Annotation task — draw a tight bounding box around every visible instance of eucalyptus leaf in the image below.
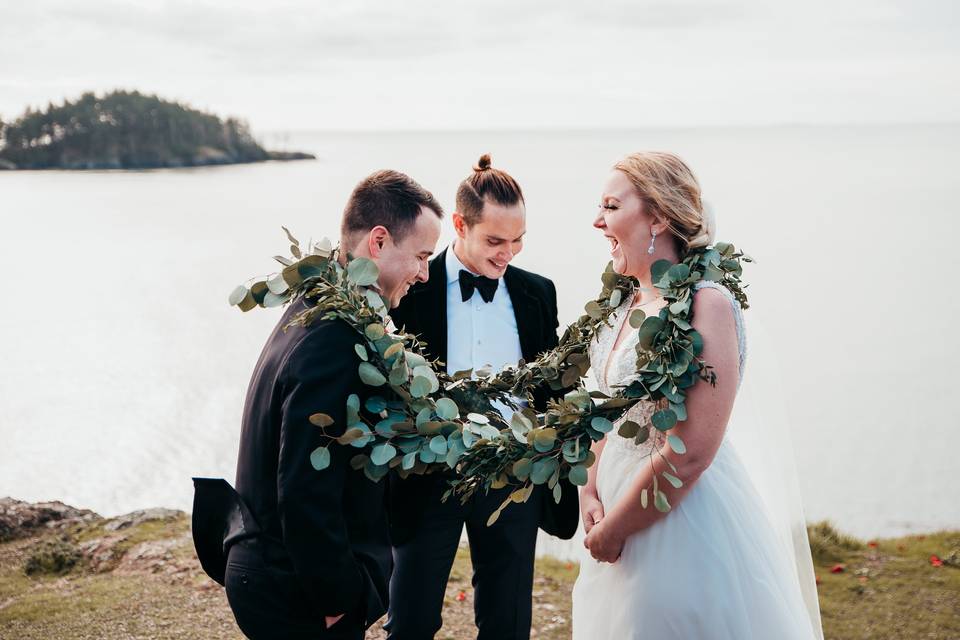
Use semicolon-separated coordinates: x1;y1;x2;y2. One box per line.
281;264;303;287
650;259;672;284
568;465;589;486
667;434;687;454
262;291;286;308
237;291;257;312
346;394;360;420
628;309;646;329
531;457;559;485
634;425;650;445
365;288;388;312
354;344;368;361
358;362;386;386
228;285;248;306
371;443;397;466
309;413;334;428
637;316;666;349
435;398;459;420
410;376;431;398
662;471;683;488
667;263;690;282
412;365;439;393
383;342;404;360
281;225;299;246
429;435;448;455
337;428;367;445
266;273;289;295
590;417;614;434
405;351;427;369
617;420;641;438
402;451;417;471
347;257;379;286
669;401;687;421
651;409;678;431
654;490;671;512
533;427;557;452
389;364;409;386
513;458;533;480
309;447;330;471
250;281;268;305
561;365;582;388
584;300;602;319
365;324;385;340
608;289;623;308
365;396;387;413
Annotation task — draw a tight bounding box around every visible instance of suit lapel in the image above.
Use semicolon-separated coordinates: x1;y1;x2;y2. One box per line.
426;250;449;364
503;266;543;363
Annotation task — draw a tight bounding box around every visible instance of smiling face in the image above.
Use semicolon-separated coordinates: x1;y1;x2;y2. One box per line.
593;170;665;278
374;207;442;307
453;199;526;279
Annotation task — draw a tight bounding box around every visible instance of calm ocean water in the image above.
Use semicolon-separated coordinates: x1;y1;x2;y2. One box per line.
2;126;958;550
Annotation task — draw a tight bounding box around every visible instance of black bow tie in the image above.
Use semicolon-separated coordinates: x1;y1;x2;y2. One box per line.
458;270;498;303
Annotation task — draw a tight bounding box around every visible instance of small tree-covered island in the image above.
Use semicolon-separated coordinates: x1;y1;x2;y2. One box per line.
0;90;314;170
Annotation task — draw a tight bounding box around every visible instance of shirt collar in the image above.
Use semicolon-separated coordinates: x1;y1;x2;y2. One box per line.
446;243;476;285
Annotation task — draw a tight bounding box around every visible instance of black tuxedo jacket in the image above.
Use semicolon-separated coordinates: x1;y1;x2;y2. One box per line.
388;248;580;544
232;297;391;627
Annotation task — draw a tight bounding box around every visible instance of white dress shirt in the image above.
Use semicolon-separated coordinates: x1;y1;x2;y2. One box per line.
445;245;524;380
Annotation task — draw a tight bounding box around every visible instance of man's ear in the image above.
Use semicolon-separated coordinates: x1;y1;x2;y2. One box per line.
452;212;468;239
367;225;391;257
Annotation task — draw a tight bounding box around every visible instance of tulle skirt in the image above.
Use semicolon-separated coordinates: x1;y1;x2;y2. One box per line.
572;437;818;639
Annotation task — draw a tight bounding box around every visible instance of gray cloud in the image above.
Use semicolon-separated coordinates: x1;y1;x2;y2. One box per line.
0;0;957;129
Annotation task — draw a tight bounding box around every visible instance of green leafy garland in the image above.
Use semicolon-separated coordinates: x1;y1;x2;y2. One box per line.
230;229;750;519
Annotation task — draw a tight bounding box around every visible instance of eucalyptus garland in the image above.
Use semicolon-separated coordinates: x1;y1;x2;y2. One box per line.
230;229;751;521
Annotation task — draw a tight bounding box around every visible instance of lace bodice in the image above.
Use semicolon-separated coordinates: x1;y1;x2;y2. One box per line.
588;281;747;457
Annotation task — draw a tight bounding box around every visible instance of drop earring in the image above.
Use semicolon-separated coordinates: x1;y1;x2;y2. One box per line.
647;230;657;255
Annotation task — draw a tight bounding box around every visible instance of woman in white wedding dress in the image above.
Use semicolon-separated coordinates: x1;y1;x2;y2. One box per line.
571;152;823;639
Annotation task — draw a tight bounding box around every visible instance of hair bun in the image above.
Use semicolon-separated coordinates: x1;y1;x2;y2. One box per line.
474;153;492;171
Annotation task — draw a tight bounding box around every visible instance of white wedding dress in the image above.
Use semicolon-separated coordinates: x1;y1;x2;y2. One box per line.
572;282;822;639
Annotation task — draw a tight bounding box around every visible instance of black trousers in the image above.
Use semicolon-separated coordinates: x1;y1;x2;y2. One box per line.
385;481;542;640
224;541;365;640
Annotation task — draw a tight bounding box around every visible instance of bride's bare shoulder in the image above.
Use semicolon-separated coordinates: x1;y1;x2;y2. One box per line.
691;286;737;341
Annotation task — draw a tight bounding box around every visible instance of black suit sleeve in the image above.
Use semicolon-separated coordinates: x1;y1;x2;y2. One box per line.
544;278;560;351
276;321;367;617
529;277;562;411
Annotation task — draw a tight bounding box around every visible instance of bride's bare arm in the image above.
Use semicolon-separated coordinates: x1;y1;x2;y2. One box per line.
580;437;607;533
584;288;740;561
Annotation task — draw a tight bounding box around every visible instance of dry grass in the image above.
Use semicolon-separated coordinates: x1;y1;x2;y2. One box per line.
1;515;958;639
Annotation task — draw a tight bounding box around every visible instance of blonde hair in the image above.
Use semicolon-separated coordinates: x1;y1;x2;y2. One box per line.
613;152;715;252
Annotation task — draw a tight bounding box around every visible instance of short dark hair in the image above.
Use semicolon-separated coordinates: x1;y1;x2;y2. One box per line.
455;154;524;225
341;170;444;245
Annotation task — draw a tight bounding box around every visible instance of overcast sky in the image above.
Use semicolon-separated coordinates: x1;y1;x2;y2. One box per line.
1;0;957;132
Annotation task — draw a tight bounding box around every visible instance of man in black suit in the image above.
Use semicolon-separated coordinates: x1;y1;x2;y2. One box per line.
220;170;443;639
385;155;579;640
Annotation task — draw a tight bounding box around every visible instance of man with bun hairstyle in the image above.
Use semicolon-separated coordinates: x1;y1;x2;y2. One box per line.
386;155;579;640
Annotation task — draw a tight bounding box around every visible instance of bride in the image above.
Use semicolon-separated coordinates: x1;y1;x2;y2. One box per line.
571;152;823;639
